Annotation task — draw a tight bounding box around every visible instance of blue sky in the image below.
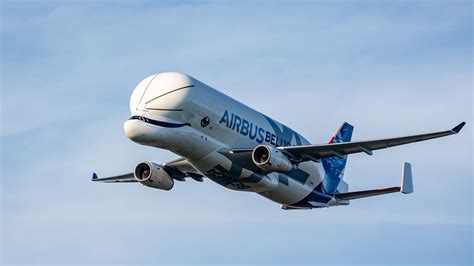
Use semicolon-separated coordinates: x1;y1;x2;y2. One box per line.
1;1;472;265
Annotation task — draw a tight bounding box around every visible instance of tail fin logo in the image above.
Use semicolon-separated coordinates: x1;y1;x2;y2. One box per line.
329;122;354;144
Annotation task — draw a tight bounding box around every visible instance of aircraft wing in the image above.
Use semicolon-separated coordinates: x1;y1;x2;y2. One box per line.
91;157;204;183
223;122;465;164
91;172;137;183
281;122;465;162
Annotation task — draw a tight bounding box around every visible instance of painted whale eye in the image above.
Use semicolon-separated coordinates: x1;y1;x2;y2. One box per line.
201;117;210;127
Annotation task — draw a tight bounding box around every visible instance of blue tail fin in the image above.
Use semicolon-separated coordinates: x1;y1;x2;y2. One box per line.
321;122;354;194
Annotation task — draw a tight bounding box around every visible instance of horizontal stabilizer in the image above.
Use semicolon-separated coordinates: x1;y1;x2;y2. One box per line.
335;162;414;201
335;186;401;200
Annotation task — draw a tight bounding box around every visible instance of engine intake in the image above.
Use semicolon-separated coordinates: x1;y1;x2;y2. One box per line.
252;145;293;173
134;162;174;190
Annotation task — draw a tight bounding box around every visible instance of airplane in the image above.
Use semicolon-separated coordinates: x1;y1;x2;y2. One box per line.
92;72;466;210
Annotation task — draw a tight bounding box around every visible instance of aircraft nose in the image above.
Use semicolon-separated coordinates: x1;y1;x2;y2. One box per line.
124;119;144;142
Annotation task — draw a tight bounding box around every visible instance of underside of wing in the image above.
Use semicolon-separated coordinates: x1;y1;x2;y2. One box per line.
217;148;267;174
161;157;204;182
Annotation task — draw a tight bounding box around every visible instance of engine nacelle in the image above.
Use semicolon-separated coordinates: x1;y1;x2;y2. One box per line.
134;161;174;190
252;145;293;173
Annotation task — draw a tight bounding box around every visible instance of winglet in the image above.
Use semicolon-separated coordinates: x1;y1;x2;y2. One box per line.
401;162;413;194
92;172;99;181
451;122;466;133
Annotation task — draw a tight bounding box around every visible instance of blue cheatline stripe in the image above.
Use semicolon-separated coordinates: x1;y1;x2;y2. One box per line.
129;116;191;128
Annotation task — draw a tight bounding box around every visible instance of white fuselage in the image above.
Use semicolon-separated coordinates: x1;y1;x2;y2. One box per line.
124;72;332;206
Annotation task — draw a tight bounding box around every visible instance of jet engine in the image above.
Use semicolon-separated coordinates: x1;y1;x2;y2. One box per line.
252;145;293;173
134;161;174;190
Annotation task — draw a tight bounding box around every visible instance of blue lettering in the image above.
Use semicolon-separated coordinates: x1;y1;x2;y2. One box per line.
256;128;265;143
241;119;249;136
270;134;276;145
275;136;283;146
265;131;271;142
249;123;258;140
233;115;242;132
229;113;234;129
221;111;293;146
219;110;229;127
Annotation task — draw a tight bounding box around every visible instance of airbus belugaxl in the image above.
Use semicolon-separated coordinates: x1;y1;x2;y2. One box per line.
92;72;465;210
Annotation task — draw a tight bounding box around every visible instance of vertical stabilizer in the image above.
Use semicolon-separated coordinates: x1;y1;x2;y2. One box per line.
322;122;354;194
